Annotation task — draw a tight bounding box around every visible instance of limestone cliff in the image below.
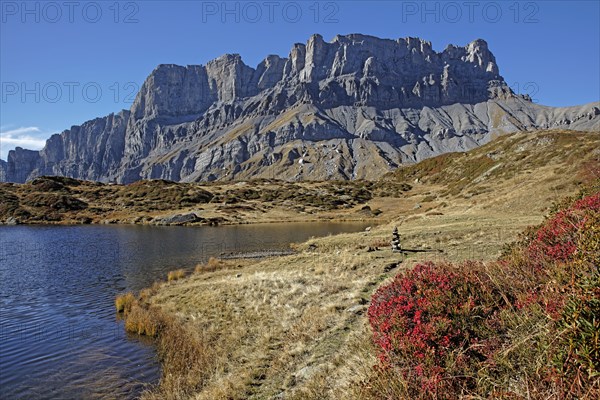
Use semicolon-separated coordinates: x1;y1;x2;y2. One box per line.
3;34;598;183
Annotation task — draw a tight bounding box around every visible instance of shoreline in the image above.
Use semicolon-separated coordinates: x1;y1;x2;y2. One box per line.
117;227;404;398
219;250;297;259
0;216;380;227
1;176;398;228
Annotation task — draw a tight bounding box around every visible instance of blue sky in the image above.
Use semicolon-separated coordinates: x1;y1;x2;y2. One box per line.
1;0;599;160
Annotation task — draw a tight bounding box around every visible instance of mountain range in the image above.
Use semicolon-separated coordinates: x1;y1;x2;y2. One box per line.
1;33;598;183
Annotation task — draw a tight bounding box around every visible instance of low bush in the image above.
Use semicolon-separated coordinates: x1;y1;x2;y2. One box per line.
368;261;506;397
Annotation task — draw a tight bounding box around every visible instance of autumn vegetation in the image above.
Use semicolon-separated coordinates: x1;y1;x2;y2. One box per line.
364;191;599;399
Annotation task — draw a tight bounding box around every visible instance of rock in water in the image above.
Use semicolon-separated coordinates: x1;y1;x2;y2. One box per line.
2;34;599;183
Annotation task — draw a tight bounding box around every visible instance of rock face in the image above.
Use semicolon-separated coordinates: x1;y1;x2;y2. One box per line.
2;34;599;183
0;160;7;182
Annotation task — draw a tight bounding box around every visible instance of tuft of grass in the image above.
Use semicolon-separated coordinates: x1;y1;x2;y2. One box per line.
194;257;227;274
167;269;186;282
115;292;135;313
144;316;218;399
124;304;164;337
139;282;161;304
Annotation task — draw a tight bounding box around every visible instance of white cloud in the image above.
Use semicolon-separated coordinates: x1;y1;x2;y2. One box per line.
0;127;49;160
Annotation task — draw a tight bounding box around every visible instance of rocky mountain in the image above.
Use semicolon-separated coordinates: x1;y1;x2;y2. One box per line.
2;34;598;183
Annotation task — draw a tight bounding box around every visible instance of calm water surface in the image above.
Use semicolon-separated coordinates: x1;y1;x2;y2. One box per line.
0;222;370;399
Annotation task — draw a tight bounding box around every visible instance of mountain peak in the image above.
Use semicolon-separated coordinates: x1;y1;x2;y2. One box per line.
207;53;245;66
2;33;598;184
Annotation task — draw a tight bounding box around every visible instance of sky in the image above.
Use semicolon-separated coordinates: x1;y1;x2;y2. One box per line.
1;0;599;160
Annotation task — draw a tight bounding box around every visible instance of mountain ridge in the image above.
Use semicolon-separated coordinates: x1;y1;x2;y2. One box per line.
2;34;599;183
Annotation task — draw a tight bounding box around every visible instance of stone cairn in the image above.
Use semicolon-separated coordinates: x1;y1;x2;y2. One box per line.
391;227;401;252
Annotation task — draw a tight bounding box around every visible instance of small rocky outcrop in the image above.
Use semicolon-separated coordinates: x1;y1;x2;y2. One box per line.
153;212;201;226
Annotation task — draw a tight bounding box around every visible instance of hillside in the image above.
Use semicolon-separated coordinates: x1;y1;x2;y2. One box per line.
107;129;598;399
0;176;406;226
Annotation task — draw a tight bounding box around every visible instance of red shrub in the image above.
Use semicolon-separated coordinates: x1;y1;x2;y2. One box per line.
368;262;504;396
527;192;600;267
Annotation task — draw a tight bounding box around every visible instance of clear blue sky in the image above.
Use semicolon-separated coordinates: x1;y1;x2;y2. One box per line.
1;0;599;159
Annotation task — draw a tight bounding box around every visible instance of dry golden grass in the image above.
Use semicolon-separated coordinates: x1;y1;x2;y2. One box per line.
138;212;578;397
368;238;390;248
194;257;228;274
139;282;161;304
124;304;163;337
145;319;219;399
167;269;186;282
114;292;135;313
114;291;218;398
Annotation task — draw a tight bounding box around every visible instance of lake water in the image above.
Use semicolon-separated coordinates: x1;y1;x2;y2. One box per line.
0;222;371;399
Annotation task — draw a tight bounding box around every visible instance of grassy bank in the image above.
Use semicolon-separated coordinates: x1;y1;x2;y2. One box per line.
107;129;598;398
118;205;596;398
